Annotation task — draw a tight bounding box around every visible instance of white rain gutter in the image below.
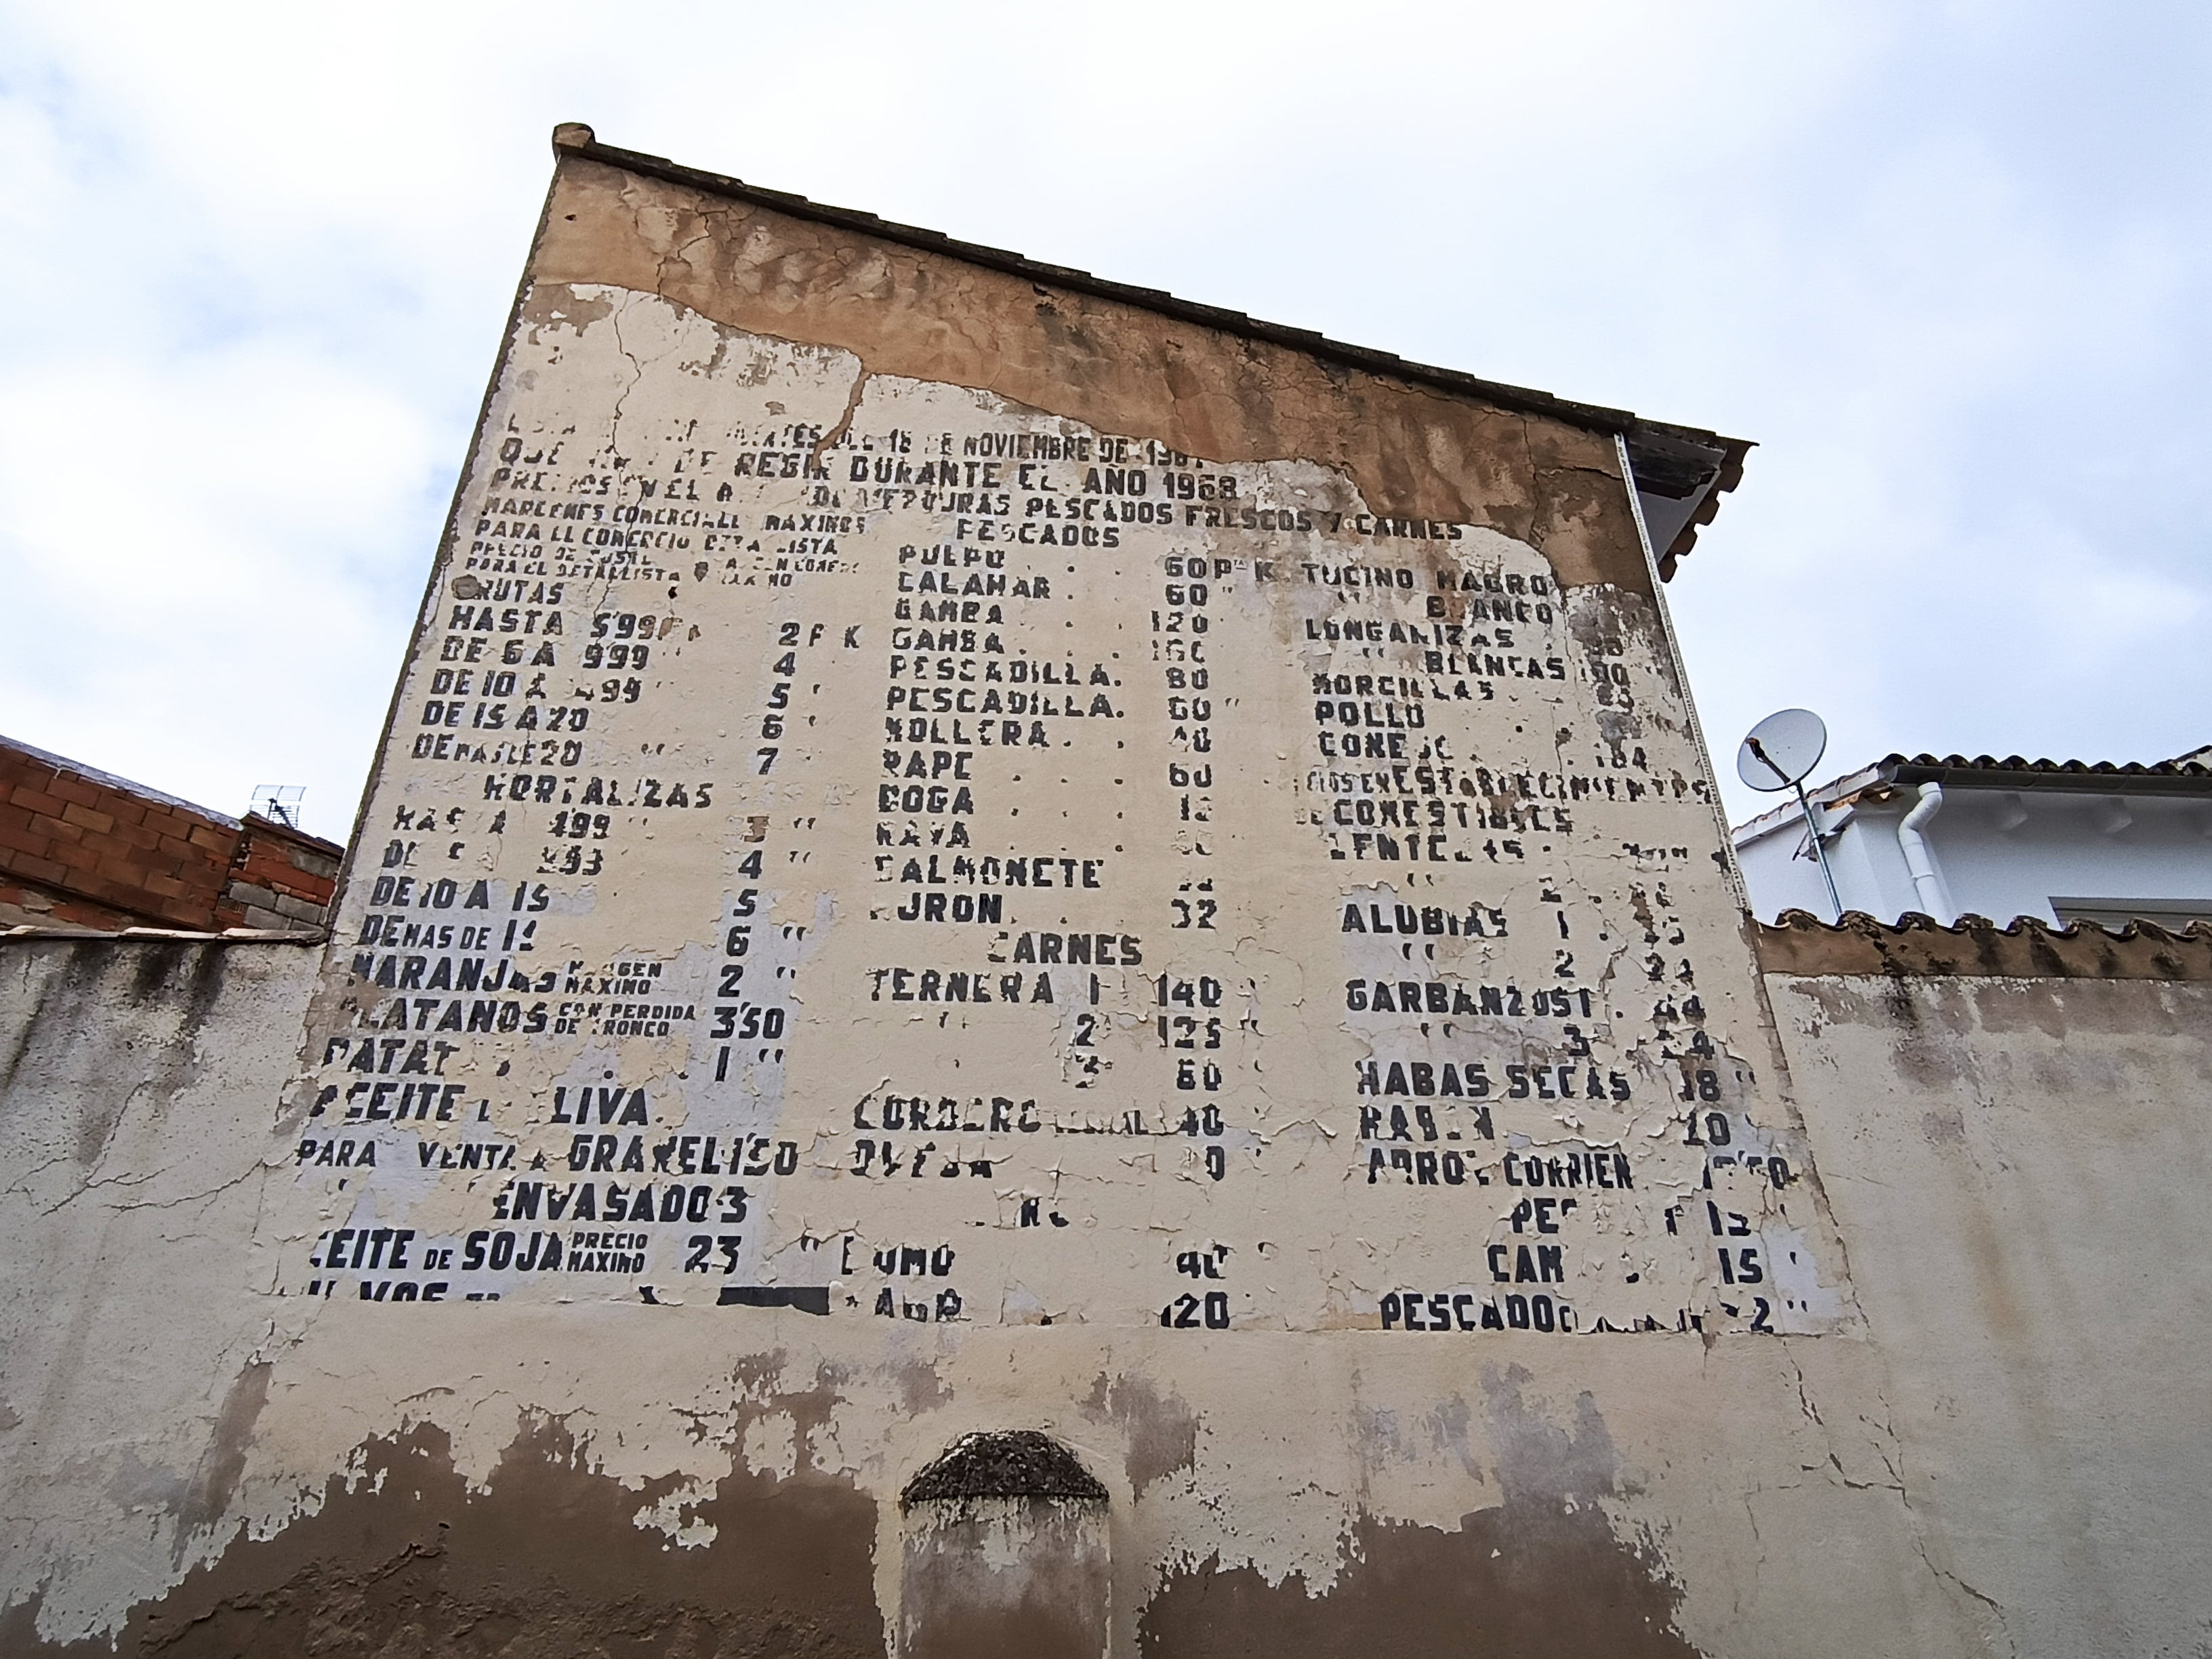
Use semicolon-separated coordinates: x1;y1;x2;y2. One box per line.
1896;782;1950;923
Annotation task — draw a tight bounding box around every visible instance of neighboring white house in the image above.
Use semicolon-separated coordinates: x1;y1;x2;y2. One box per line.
1732;747;2212;928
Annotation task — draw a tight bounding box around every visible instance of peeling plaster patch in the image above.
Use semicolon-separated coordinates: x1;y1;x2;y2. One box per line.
173;1361;272;1561
1080;1373;1198;1495
743;1408;800;1483
0;1416;883;1658
1129;1361;1705;1658
1479;1364;1631;1507
632;1474;720;1549
1422;1395;1485;1479
890;1354;951;1416
95;1448;189;1523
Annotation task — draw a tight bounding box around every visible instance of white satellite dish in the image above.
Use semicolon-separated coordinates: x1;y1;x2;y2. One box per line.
1736;708;1828;793
1735;708;1842;920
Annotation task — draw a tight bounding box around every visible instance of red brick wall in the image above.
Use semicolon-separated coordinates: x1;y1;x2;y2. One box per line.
0;737;344;934
217;815;344;932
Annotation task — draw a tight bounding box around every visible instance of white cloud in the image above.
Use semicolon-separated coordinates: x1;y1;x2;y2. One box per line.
0;344;442;832
1;0;2206;836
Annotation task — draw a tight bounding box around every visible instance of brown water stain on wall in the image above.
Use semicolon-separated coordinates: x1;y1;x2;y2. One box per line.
1140;1367;1699;1658
530;159;1652;598
0;1415;883;1658
1139;1501;1698;1659
907;1596;1099;1659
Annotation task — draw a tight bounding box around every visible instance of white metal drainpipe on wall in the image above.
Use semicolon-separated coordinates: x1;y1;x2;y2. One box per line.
1896;782;1951;923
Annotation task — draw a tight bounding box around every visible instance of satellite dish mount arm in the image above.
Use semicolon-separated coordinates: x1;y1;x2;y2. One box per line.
1746;735;1844;923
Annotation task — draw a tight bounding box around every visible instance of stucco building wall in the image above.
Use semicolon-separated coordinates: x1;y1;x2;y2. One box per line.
2;127;2205;1658
1767;963;2212;1658
0;937;321;1644
1740;787;2212;928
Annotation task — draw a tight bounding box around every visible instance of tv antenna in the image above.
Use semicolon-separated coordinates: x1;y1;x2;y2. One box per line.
1736;709;1842;920
251;784;306;831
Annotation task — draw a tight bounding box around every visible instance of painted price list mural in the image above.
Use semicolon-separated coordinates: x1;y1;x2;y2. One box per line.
274;282;1848;1339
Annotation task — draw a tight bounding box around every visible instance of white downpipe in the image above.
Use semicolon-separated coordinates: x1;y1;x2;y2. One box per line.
1896;783;1951;923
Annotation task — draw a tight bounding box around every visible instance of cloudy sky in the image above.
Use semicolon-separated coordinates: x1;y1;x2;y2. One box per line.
3;0;2206;834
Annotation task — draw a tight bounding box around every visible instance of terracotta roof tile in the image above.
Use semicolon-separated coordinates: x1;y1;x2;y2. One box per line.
1753;909;2212;981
